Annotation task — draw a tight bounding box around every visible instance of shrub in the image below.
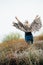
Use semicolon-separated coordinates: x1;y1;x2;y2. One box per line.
2;33;21;42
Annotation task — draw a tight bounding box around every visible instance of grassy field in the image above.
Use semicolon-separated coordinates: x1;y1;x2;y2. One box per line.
0;33;43;65
34;34;43;41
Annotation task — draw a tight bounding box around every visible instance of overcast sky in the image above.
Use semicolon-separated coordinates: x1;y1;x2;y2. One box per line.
0;0;43;42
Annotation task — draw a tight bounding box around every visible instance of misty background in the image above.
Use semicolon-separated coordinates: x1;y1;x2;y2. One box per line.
0;0;43;42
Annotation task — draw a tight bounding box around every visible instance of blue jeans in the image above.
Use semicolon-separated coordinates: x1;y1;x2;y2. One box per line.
25;35;33;44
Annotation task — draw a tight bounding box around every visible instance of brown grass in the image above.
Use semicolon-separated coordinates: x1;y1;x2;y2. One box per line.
0;38;43;65
34;34;43;41
0;39;28;51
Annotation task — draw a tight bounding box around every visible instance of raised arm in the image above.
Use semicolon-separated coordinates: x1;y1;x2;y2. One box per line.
30;15;42;32
13;16;32;32
15;16;27;30
15;17;21;22
15;16;24;27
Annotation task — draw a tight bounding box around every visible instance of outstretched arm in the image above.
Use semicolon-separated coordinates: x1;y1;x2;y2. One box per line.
15;16;28;31
15;17;32;32
15;16;25;27
15;16;21;22
30;15;42;32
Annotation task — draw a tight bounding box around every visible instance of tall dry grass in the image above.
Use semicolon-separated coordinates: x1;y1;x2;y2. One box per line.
0;33;43;65
34;34;43;41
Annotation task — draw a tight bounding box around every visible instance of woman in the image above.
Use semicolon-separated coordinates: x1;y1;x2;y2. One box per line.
13;16;42;44
13;17;33;44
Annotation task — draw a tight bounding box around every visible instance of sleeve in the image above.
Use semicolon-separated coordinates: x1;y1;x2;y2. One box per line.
30;16;42;32
13;22;32;32
13;22;26;32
